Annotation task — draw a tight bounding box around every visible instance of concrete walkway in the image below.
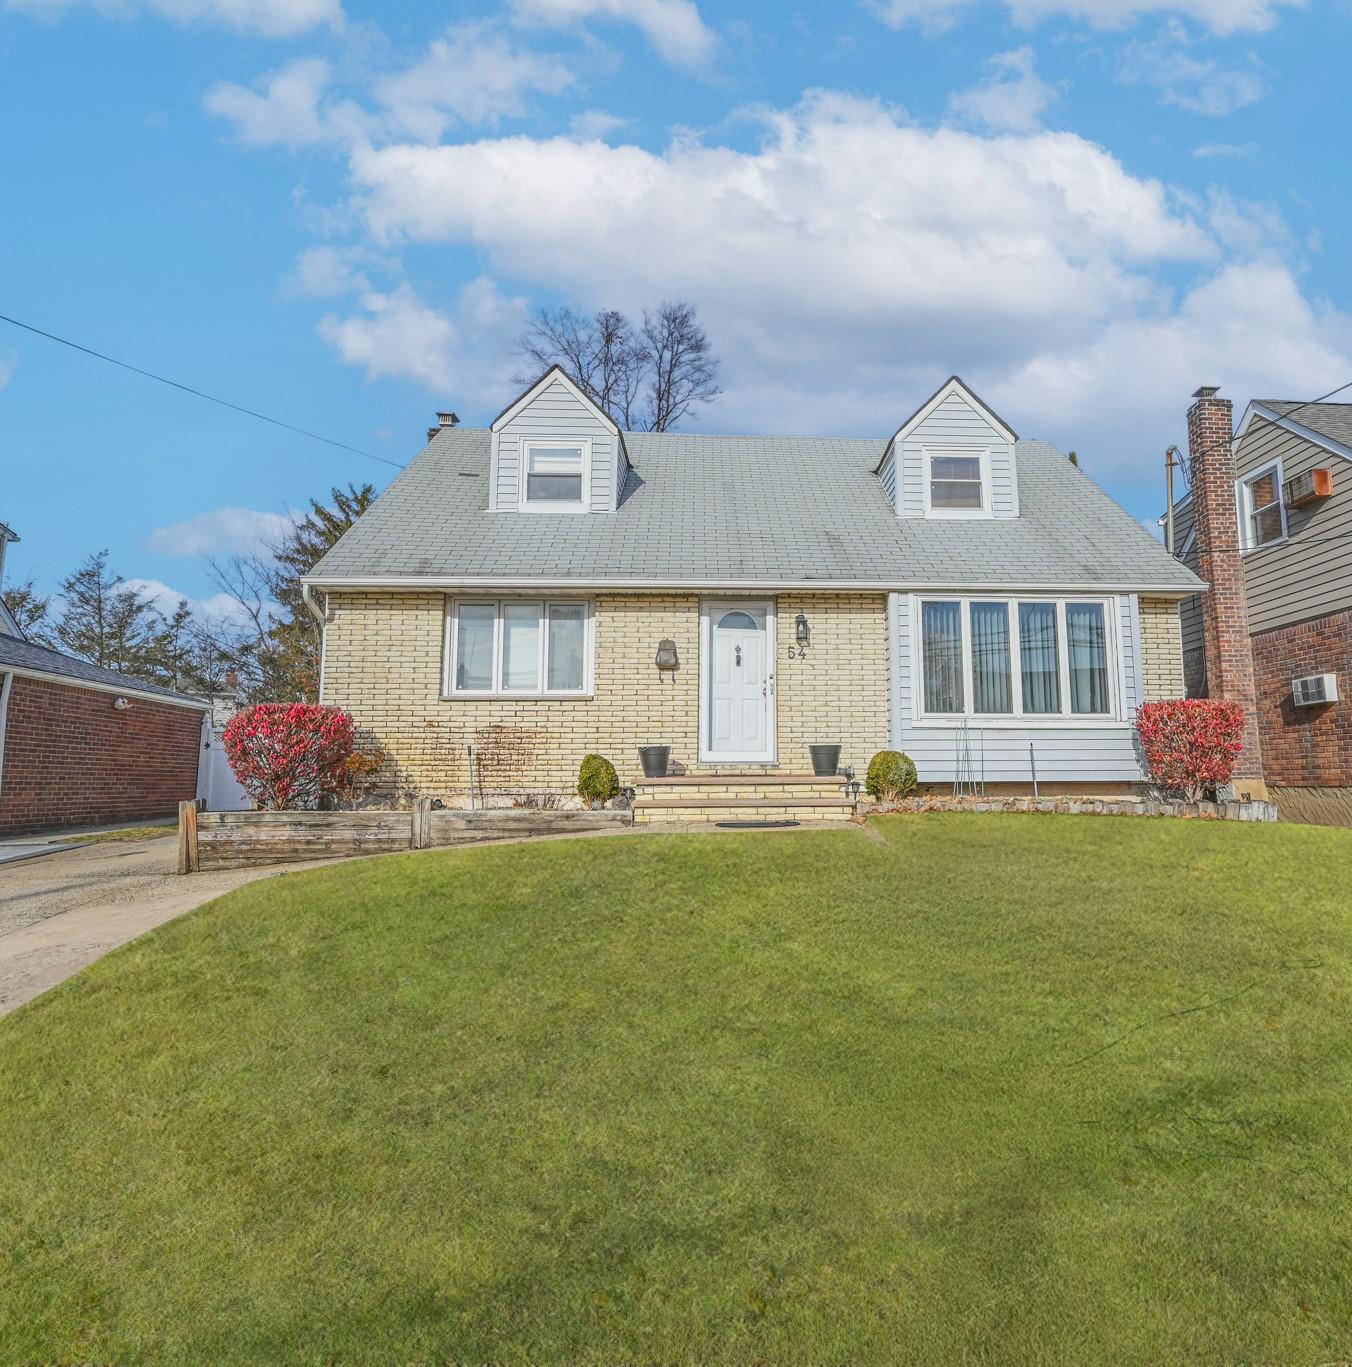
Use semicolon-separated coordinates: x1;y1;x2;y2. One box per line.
0;832;330;1018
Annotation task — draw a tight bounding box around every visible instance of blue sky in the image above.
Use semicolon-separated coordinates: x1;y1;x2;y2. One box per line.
2;0;1348;616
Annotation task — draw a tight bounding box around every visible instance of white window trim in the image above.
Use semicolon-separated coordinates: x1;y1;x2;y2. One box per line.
518;438;592;514
697;598;778;764
1236;458;1287;553
922;447;992;520
911;594;1123;727
444;598;594;698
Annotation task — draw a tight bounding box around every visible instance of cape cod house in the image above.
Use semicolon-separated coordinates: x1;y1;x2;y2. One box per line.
303;370;1202;820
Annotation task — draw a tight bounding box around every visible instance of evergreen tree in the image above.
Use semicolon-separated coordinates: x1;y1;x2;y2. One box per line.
0;578;54;644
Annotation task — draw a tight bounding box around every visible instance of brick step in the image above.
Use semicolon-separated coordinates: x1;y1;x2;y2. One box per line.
633;784;848;802
635;773;844;786
632;796;858;825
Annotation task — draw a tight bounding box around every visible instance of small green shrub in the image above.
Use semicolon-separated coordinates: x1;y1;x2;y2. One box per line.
577;754;621;805
866;749;918;801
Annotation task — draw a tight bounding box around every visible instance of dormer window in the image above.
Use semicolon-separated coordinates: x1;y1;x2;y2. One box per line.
521;440;590;511
926;450;989;516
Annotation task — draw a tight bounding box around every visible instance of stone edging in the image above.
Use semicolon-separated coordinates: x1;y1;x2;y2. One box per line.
864;795;1279;822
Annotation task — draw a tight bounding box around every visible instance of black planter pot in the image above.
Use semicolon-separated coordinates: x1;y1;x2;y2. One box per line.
638;745;671;779
809;744;842;777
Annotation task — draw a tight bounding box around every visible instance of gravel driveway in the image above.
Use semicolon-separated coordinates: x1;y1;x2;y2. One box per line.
0;833;331;1017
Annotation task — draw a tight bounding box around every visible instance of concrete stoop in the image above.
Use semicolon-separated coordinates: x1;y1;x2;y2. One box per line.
631;774;858;825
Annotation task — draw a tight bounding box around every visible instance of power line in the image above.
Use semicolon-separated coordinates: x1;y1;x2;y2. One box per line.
0;311;405;472
1184;377;1352;476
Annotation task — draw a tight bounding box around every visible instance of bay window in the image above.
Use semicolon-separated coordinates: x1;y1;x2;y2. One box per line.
917;597;1115;720
447;600;590;696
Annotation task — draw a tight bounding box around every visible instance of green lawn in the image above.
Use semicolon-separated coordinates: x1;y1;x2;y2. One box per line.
3;816;1351;1364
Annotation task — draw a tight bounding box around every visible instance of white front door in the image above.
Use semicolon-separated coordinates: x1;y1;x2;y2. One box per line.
705;601;775;761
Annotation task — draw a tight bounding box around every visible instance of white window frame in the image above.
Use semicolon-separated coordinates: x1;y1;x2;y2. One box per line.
444;599;594;698
519;438;592;513
912;594;1123;726
1236;459;1287;552
922;447;991;519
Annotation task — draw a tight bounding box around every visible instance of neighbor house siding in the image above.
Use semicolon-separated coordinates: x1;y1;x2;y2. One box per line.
321;590;888;800
0;674;202;835
896;390;1018;519
886;592;1154;785
1234;419;1352;634
491;375;620;513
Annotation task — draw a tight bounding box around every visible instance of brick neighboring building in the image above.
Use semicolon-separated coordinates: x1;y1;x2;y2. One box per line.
0;603;209;838
1172;387;1352;823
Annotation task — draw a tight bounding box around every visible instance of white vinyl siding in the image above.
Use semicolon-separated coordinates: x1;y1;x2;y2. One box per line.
894;386;1018;520
491;374;621;512
888;592;1147;783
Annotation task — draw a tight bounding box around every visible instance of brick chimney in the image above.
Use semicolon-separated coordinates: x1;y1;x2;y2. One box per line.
1186;386;1265;795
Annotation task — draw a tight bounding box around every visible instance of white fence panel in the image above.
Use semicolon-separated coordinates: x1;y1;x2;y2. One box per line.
197;718;251;811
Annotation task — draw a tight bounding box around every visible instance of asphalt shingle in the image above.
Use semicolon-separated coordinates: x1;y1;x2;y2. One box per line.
0;634;205;705
307;427;1202;590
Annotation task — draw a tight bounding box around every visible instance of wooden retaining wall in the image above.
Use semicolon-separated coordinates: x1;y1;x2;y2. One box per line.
178;800;632;872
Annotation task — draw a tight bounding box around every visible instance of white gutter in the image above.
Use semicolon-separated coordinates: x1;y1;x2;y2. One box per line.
0;665;210;711
0;672;12;801
303;575;1204;598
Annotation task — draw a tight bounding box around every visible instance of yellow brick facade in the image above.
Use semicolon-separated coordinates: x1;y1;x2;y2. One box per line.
1140;597;1185;700
321;591;890;801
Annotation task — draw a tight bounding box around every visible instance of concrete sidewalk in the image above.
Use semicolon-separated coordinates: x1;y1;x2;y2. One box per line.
0;833;328;1018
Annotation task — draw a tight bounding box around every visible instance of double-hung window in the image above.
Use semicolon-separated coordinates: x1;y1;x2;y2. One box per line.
1238;464;1285;550
448;601;590;696
521;440;589;510
918;597;1115;720
926;449;988;515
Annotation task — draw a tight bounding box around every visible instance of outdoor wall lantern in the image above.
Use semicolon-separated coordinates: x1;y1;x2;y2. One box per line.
655;638;679;671
795;612;810;644
113;696;131;711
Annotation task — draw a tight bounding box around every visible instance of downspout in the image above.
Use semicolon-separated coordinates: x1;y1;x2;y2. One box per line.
0;672;13;808
302;583;333;703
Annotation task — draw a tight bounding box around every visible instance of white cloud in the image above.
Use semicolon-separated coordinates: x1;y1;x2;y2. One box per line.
507;0;715;67
0;355;14;389
871;0;1301;33
1193;140;1259;158
373;22;575;142
320;90;1352;489
148;507;295;556
123;578;259;627
317;277;528;399
205;25;574;149
286;245;372;298
1118;24;1267;115
948;46;1058;132
204;58;336;147
5;0;340;37
568;108;630;141
989;261;1352;466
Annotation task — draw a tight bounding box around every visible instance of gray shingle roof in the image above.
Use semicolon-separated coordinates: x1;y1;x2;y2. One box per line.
307;427;1201;591
0;633;207;706
1260;401;1352;454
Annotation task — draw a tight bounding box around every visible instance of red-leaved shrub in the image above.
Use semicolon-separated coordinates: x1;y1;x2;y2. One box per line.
1135;699;1245;801
223;703;357;811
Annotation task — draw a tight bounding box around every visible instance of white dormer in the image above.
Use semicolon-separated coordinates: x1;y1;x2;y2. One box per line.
490;366;630;513
876;376;1019;520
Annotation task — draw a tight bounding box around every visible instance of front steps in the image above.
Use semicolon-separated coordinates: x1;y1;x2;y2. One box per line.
631;773;859;825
